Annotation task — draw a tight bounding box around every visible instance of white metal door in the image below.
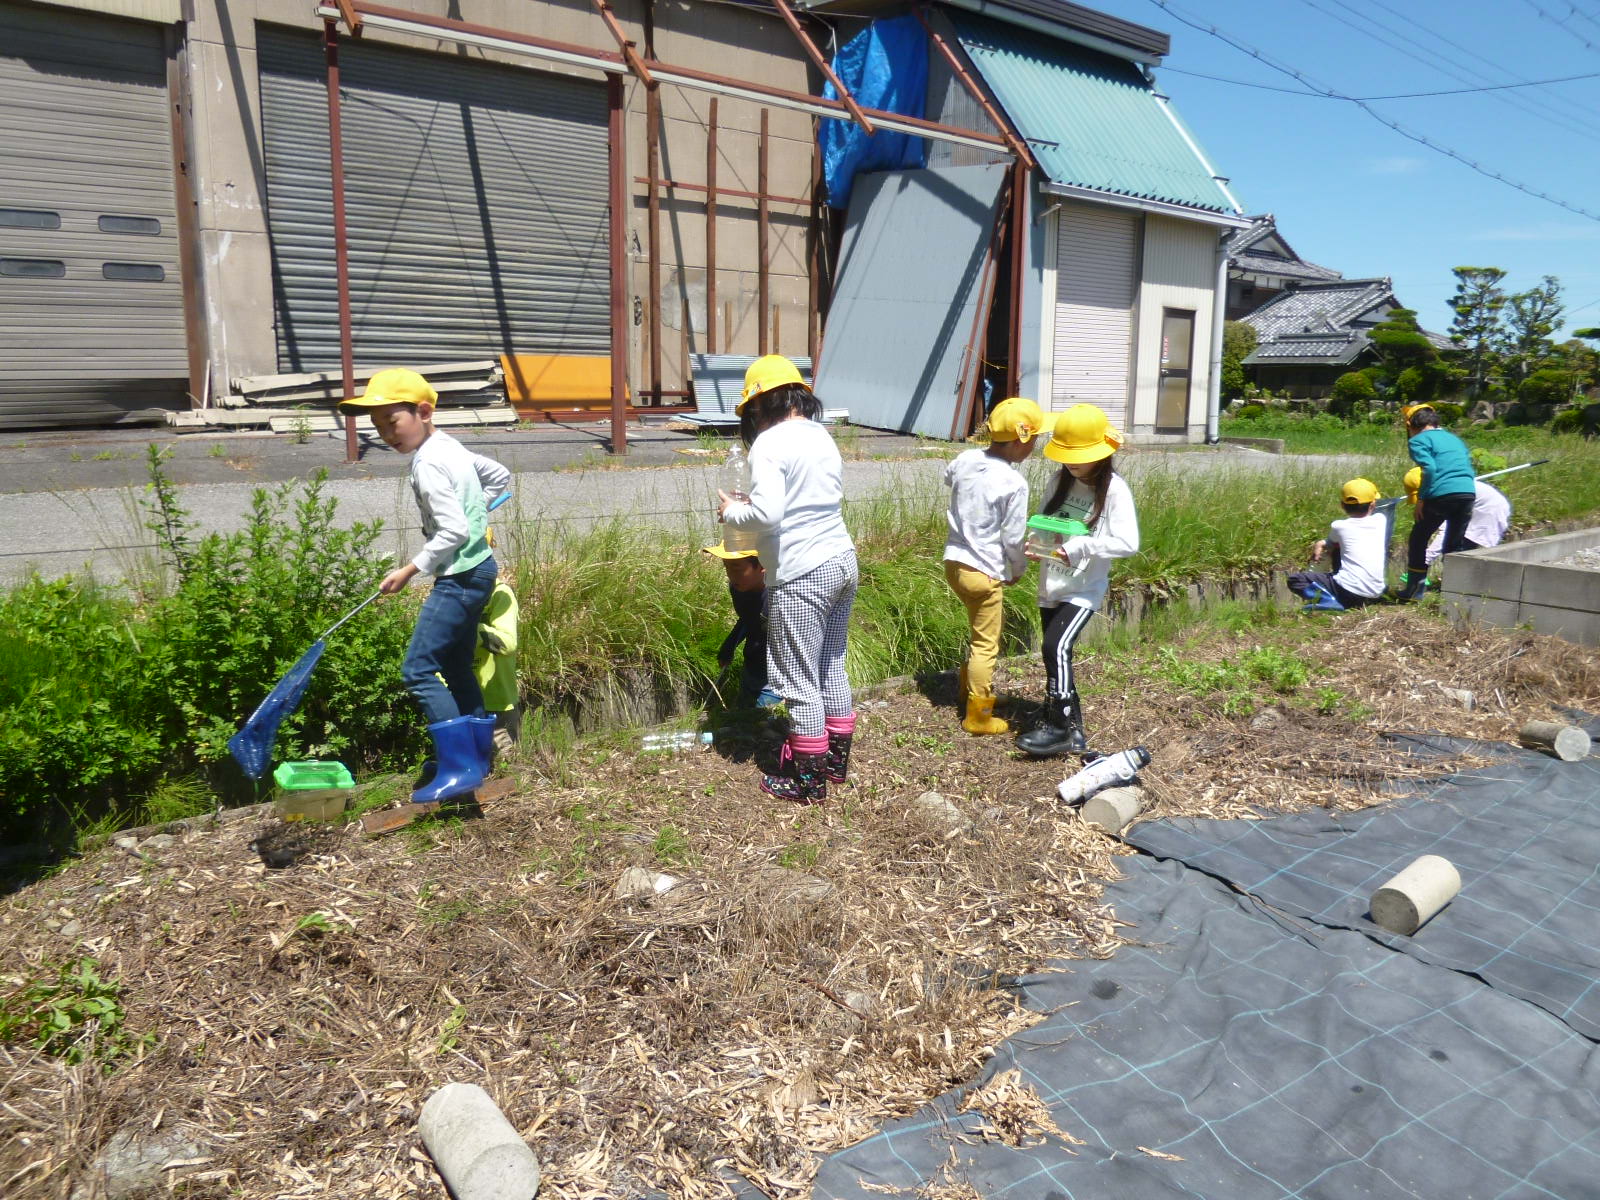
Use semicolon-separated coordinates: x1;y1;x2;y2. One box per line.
1051;203;1137;426
0;1;185;428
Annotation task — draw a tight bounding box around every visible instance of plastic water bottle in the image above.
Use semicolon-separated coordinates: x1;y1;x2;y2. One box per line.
1057;746;1151;805
641;730;714;753
721;443;758;553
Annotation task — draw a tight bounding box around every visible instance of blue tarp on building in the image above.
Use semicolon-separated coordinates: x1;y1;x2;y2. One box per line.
819;16;928;210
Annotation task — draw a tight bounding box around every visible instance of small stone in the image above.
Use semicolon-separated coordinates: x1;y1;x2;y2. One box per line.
751;867;836;909
614;867;679;901
141;834;177;852
72;1128;204;1200
59;920;83;939
1250;708;1284;732
1439;687;1476;711
842;990;876;1017
912;790;973;834
112;836;137;851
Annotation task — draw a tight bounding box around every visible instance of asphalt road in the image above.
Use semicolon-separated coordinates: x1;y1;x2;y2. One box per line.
0;421;1353;586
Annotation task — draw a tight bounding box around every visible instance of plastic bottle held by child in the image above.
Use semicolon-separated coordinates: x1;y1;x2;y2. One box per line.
721;443;758;554
1026;514;1092;580
1058;746;1151;805
642;730;715;753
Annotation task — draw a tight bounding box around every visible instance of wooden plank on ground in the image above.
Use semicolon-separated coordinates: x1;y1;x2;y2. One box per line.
360;777;517;836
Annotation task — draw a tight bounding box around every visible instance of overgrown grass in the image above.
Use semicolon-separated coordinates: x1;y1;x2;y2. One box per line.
7;433;1600;847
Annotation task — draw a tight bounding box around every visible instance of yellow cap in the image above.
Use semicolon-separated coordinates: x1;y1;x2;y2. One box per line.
701;540;760;560
1401;403;1435;424
984;397;1047;443
338;367;437;413
1341;477;1380;505
1403;466;1423;505
738;355;809;413
1043;403;1122;465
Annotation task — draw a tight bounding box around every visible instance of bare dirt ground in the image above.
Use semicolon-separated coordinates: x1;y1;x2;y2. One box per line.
3;606;1597;1200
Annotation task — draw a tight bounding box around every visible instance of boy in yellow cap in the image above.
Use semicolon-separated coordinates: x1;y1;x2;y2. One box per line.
1396;404;1476;602
339;367;511;803
943;397;1046;736
1016;404;1140;758
1287;478;1388;610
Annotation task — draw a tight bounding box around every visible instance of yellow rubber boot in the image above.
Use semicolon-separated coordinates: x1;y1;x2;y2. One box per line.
963;693;1009;736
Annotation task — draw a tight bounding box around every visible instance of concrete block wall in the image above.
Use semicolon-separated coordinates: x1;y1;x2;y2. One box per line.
183;0;825;401
1440;528;1600;648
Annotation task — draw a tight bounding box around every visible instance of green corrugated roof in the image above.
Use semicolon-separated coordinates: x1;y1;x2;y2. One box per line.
950;12;1239;214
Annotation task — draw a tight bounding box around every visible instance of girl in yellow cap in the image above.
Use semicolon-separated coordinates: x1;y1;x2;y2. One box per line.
943;397;1046;737
1016;404;1139;758
718;356;857;804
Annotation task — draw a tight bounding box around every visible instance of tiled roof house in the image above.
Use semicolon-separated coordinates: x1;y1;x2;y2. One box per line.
1226;214;1342;321
1240;277;1398;398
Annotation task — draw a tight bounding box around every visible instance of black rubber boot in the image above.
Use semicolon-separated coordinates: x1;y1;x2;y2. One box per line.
1015;694;1087;757
761;747;829;805
824;732;853;784
1393;570;1426;604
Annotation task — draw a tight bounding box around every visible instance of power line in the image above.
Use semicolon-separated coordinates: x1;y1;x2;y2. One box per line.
1523;0;1600;54
1162;62;1600;101
1303;0;1600;145
1143;0;1600;224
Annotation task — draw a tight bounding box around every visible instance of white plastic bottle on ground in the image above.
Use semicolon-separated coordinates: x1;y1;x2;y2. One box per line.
1058;746;1151;805
642;730;715;753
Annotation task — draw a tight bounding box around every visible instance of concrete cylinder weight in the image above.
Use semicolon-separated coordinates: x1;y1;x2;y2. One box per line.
419;1082;541;1200
1518;720;1591;762
1370;855;1461;936
1081;786;1143;834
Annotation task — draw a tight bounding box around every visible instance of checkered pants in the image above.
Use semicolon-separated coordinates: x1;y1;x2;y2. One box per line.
767;550;858;737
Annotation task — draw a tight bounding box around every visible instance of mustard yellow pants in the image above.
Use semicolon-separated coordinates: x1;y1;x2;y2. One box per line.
945;560;1005;699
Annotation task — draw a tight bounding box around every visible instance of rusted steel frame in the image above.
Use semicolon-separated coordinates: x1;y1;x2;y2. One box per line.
607;74;629;453
770;0;873;134
164;27;208;412
633;176;810;206
706;99;718;354
333;0;362;35
1007;159;1027;397
646;85;662;402
328;4;1010;151
640;58;1011;150
758;109;769;356
590;0;652;85
325;19;358;463
353;2;624;69
951;209;1002;441
914;5;1034;168
807;116;821;365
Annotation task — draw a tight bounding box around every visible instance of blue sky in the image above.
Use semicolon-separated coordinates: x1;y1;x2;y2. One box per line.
1082;0;1600;335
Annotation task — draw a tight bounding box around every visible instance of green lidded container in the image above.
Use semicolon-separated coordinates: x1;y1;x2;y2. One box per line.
272;760;355;822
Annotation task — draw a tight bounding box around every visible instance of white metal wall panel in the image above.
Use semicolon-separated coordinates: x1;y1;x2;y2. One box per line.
814;164;1008;439
1051;202;1137;425
257;27;610;374
0;1;186;428
1134;214;1216;433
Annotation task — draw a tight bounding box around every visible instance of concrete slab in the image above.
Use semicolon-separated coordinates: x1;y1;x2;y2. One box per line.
1441;526;1600;647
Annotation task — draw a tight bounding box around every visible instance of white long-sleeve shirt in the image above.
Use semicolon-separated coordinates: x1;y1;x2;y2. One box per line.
1424;480;1511;565
409;430;511;576
942;448;1030;583
1035;470;1140;611
720;418;852;586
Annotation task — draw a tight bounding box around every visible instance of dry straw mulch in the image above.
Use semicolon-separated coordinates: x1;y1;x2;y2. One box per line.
2;607;1596;1200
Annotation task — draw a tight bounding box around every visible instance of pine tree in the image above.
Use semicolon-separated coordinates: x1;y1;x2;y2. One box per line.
1448;266;1508;397
1500;275;1563;387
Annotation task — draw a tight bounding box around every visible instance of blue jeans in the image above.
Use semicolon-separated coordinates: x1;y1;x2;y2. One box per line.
402;556;498;725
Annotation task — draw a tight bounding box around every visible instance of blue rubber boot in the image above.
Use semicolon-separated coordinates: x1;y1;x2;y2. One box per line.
469;715;498;774
411;717;485;803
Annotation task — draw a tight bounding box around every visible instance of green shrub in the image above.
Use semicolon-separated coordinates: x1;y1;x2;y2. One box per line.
1328;372;1376;419
1552;408;1585;435
1233;402;1267;421
0;957;153;1070
1470;448;1509;474
0;577;164;832
1432;402;1464;426
1519;369;1575;408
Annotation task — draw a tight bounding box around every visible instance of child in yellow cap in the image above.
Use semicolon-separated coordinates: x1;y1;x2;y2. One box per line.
718;355;856;804
339;368;511;804
943;397;1046;736
1016;404;1139;758
1287;478;1388;609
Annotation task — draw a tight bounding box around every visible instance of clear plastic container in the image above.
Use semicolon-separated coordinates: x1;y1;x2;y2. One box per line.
641;730;715;753
271;760;354;822
721;444;758;554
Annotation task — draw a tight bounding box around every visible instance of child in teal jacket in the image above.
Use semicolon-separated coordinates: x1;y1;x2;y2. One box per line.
1397;404;1475;602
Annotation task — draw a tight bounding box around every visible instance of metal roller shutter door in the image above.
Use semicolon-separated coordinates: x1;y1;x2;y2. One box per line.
257;28;610;375
1052;203;1138;426
0;1;186;429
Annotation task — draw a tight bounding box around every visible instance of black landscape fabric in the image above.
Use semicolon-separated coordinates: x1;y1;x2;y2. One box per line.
808;728;1600;1199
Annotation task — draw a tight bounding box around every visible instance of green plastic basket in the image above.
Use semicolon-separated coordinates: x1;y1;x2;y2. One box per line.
273;760;355;791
